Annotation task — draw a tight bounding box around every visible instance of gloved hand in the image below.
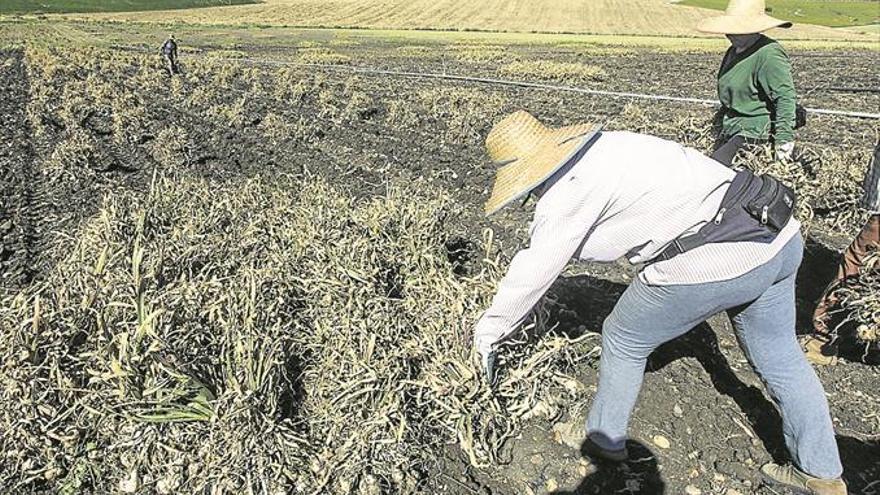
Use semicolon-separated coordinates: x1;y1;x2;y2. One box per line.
482;350;497;387
776;142;795;161
474;334;498;386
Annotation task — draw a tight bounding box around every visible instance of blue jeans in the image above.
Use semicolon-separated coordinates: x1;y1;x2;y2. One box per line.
586;234;843;479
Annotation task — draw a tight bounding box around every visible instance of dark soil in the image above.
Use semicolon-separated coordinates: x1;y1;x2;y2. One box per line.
1;31;878;494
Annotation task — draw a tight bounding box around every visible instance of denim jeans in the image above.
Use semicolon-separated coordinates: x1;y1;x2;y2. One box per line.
586;233;843;479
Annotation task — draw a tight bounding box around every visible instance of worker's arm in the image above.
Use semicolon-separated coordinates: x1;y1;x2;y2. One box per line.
473;202;600;363
757;44;797;148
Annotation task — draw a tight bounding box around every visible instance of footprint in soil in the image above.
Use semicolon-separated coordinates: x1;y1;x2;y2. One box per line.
551;440;665;495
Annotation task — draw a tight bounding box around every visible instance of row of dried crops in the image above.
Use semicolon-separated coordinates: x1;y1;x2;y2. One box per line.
2;44;595;494
0;171;597;493
21;44;873;241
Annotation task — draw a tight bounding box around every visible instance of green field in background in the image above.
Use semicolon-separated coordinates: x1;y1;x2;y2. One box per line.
0;0;257;15
679;0;879;27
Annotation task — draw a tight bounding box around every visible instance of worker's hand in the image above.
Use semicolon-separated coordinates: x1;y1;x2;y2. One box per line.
483;350;497;387
776;142;795;162
474;334;498;387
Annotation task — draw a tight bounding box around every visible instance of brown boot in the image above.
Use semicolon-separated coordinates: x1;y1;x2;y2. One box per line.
761;463;846;495
802;336;838;366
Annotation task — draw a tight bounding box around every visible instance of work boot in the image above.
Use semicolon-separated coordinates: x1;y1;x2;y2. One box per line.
581;435;628;463
761;462;846;495
802;336;838;366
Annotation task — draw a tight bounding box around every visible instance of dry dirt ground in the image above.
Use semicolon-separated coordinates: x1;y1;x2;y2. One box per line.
0;29;878;494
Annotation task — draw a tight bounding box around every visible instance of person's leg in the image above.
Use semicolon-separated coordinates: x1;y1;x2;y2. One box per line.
729;236;843;479
586;278;738;450
586;235;811;456
838;213;879;281
811;281;840;337
809;214;880;356
586;282;693;450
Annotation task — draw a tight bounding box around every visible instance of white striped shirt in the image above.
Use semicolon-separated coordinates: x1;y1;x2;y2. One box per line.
474;131;799;354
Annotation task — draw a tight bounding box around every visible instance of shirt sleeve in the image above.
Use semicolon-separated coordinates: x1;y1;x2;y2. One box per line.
473;203;600;355
757;45;797;145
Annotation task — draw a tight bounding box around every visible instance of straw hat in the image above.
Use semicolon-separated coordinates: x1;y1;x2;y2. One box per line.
697;0;792;34
483;111;601;216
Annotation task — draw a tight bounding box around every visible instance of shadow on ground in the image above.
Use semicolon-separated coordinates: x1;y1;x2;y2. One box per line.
551;440;665;495
546;269;880;493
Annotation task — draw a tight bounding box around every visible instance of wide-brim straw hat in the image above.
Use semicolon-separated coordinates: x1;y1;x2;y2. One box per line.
483;111;601;216
697;0;792;34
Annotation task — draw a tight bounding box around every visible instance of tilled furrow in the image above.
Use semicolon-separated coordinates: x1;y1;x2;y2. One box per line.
0;49;38;291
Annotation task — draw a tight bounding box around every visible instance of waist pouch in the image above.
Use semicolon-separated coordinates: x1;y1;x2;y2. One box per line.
651;169;796;263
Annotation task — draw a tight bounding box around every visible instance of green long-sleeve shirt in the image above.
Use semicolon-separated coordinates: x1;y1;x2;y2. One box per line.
717;36;797;144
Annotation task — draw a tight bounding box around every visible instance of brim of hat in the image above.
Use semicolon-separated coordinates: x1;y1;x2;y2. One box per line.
697;14;792;34
484;123;602;216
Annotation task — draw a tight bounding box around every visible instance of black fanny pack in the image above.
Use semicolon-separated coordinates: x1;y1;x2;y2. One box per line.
651;169;796;263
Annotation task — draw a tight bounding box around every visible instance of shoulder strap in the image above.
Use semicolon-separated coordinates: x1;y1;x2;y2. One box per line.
650;233;708;263
649;170;758;262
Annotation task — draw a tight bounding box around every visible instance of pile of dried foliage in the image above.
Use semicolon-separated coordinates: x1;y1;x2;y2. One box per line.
0;172;594;493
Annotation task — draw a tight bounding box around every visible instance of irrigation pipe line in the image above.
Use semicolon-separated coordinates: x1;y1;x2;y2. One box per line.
814;86;880;94
233;58;880;120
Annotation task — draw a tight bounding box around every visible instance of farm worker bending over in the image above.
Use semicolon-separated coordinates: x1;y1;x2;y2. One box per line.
473;110;846;495
160;34;179;76
804;142;880;365
697;0;799;166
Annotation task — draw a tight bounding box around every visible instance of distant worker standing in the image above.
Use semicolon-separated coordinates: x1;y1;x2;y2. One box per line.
804;142;880;365
160;34;179;75
697;0;798;166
